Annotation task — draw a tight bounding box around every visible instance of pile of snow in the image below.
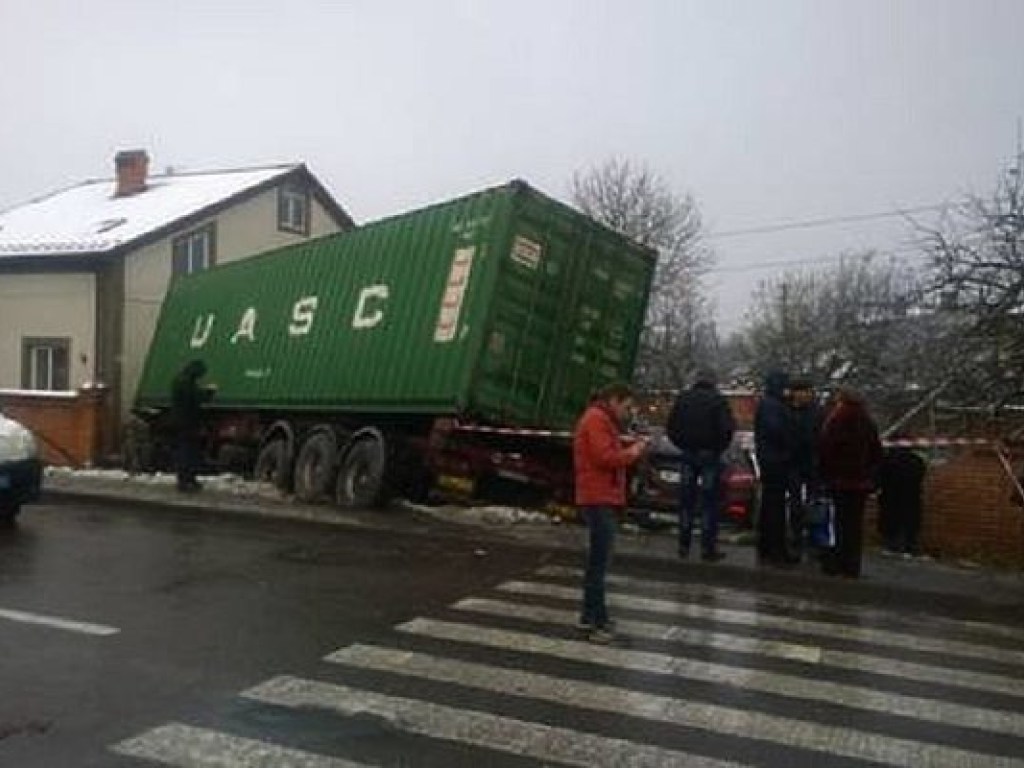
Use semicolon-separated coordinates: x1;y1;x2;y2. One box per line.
45;466;274;497
412;502;559;526
47;467;136;482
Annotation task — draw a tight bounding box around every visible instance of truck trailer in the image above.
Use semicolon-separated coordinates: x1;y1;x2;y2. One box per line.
134;180;656;508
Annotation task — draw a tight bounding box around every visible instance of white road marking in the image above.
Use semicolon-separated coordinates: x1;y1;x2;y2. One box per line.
0;606;119;636
537;565;1024;644
242;675;751;768
499;580;1024;668
326;643;1024;768
111;723;363;767
454;597;1024;697
458;597;826;662
398;618;1024;738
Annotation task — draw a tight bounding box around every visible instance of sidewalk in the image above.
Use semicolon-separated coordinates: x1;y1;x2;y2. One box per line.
41;469;1024;612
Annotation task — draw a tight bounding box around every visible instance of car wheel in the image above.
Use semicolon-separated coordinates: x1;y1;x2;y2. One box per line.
293;432;338;504
336;435;389;509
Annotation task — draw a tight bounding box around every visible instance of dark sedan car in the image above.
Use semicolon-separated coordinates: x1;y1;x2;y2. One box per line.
628;430;758;528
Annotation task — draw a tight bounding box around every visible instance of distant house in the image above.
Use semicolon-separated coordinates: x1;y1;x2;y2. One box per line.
0;151;354;441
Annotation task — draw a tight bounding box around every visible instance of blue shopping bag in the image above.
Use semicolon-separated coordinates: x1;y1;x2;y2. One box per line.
807;495;836;548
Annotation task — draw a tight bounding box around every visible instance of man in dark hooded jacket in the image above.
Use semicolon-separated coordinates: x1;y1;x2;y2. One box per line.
755;370;795;565
171;360;215;492
877;438;927;557
666;369;735;561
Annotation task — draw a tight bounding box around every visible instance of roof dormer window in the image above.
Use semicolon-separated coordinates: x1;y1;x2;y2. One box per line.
172;223;217;276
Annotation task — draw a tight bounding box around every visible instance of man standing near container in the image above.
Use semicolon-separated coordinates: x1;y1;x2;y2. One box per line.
574;383;647;644
666;369;735;562
171;360;216;492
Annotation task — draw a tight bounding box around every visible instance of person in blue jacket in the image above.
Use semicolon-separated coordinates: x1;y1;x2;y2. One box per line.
755;370;796;565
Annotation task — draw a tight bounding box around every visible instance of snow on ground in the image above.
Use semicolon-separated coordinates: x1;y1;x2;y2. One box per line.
406;500;559;526
44;466;273;497
45;466;561;524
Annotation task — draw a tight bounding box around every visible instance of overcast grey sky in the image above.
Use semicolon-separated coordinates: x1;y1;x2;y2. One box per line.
2;0;1022;330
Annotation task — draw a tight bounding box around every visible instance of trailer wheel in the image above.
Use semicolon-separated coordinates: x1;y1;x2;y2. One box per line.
293;432;337;504
336;435;389;509
254;439;292;492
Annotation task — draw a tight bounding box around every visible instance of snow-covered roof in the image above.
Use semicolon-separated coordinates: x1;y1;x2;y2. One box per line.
0;164;299;257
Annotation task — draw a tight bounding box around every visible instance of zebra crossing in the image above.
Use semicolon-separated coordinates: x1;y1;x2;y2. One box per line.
111;563;1024;767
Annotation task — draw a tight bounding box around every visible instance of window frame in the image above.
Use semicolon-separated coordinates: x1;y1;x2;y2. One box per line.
277;180;311;236
172;223;217;276
21;337;71;391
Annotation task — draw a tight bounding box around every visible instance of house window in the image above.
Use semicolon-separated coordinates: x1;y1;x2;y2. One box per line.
278;181;310;235
22;338;70;391
172;223;217;275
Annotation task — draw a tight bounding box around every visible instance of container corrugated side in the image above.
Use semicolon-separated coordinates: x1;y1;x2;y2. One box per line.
135;186;511;414
469;184;655;429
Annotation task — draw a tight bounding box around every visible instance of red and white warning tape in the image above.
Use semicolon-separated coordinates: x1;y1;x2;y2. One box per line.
883;437;992;448
453;423;572;439
455;428;998;448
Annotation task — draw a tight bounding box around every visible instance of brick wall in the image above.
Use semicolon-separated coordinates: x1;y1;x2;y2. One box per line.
0;387;109;467
866;447;1024;567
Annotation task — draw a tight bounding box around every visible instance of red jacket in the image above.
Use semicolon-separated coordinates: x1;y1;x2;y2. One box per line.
573;403;639;506
819;401;882;492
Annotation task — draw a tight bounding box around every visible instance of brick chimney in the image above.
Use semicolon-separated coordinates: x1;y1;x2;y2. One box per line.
114;149;149;197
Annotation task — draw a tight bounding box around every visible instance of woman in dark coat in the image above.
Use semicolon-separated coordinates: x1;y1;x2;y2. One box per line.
818;388;882;578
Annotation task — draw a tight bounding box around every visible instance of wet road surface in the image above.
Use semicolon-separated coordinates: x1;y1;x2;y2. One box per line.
2;500;1023;767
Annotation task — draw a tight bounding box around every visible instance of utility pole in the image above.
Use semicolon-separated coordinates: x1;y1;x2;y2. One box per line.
1017;116;1023;175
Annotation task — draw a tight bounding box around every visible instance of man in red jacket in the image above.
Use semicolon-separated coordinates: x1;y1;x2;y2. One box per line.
574;382;648;643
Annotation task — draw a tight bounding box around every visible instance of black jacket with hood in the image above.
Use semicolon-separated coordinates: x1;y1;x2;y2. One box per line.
171;360;213;433
666;378;735;455
755;371;794;475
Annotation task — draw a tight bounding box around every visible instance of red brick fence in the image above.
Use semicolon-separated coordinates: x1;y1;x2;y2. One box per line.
0;386;110;467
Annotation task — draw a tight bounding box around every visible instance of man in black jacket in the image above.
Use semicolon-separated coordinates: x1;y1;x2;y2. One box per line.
171;360;215;492
666;369;735;561
755;370;795;565
877;439;927;557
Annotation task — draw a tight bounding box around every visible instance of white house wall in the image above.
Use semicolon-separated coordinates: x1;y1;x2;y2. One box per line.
122;185;342;414
0;272;96;390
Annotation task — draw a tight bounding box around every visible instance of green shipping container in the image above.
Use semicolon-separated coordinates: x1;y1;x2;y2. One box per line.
135;180;656;430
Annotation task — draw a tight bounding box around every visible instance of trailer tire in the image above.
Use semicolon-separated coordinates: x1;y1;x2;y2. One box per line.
254;439;292;492
336;435;389;509
293;432;337;504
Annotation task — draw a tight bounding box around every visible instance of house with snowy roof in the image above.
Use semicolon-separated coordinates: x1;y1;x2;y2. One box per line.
0;150;353;458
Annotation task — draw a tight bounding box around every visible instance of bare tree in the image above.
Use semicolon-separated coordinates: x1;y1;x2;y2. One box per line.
735;254;938;419
917;155;1024;408
571;158;714;389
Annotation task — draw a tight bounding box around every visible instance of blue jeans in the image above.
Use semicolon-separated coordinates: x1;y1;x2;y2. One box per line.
678;450;722;555
580;506;615;628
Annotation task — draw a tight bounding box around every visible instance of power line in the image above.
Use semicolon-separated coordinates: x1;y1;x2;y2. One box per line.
707;203;947;240
708;246;928;275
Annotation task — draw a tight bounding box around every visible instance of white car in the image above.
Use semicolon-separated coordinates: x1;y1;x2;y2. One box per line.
0;413;42;523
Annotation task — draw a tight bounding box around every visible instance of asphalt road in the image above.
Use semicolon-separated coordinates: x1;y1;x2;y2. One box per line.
2;499;1023;767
